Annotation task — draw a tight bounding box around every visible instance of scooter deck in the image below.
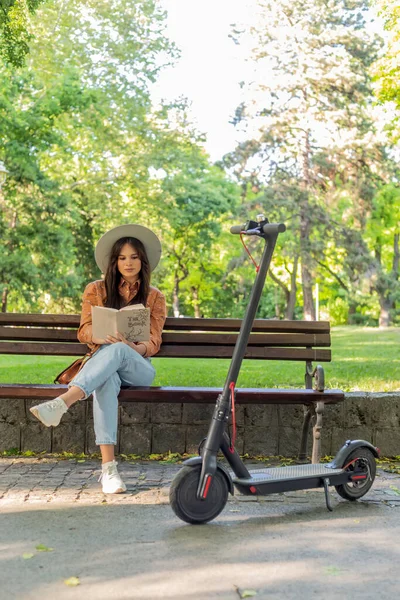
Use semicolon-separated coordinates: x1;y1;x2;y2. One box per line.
232;463;343;485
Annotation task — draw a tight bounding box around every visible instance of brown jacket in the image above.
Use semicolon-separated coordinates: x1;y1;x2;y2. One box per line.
77;279;167;357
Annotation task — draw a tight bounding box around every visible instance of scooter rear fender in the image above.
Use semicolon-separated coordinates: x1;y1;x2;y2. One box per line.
329;439;379;469
183;456;234;495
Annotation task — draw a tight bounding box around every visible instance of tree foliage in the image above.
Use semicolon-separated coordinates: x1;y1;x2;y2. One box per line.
373;0;400;141
223;0;399;324
0;0;47;67
0;0;398;326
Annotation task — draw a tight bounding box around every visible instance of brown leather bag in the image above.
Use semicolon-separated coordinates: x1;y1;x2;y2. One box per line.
54;351;94;385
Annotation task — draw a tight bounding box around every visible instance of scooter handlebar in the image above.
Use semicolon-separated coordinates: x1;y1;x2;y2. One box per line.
263;223;286;235
230;223;286;235
230;224;246;234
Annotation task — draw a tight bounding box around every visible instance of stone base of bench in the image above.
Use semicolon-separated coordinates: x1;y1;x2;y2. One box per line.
0;385;345;462
0;392;399;457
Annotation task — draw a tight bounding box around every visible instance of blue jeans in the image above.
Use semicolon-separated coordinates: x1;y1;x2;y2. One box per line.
69;343;155;445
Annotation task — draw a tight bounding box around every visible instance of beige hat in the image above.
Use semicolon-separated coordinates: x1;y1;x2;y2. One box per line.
94;224;162;273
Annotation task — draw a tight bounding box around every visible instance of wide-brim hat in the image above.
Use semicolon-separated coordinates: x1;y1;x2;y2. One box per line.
95;224;162;273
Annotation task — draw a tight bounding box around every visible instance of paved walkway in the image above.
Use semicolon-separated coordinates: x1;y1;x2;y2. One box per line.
1;457;400;600
1;456;400;507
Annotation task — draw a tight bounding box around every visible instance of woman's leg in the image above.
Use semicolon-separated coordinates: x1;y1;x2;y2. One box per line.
58;386;85;407
95;381;118;464
92;347;155;493
92;346;155;449
31;342;155;459
100;444;115;463
30;343;132;428
92;372;121;452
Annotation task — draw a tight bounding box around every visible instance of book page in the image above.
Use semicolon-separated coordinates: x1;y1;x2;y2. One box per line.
92;306;118;339
120;303;145;311
117;306;150;342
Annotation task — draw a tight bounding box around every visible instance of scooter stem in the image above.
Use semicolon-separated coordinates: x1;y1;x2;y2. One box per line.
224;231;281;391
197;224;285;499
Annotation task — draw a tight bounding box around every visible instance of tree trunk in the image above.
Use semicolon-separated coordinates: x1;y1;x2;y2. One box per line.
173;273;180;317
375;234;399;327
1;287;8;313
285;255;298;320
393;233;399;277
274;288;281;319
347;301;357;324
301;262;315;320
379;297;392;327
269;255;299;320
300;129;315;321
191;286;201;318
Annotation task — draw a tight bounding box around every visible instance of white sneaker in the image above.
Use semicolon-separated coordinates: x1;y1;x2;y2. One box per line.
99;461;127;494
30;397;68;427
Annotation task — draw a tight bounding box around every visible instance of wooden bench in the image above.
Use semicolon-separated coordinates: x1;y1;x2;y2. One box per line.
0;313;344;462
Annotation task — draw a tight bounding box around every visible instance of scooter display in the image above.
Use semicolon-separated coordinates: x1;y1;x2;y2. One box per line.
169;215;378;524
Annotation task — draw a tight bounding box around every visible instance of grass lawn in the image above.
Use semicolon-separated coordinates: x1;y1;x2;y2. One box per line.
0;326;399;392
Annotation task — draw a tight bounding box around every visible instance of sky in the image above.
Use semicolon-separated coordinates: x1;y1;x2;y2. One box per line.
151;1;386;163
151;0;257;161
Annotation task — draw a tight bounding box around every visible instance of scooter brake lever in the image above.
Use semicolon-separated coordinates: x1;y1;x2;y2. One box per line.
242;228;262;236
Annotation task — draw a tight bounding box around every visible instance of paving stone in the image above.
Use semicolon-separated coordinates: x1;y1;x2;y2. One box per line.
0;457;398;510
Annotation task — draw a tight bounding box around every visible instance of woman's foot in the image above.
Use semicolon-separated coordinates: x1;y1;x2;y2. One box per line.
30;398;68;427
99;461;127;494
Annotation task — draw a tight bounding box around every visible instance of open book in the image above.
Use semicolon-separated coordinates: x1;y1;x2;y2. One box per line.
92;304;150;342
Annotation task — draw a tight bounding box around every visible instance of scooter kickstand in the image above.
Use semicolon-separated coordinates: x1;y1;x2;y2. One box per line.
323;478;333;512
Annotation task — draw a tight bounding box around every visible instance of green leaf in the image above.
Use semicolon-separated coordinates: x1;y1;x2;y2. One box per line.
324;566;341;575
64;577;80;586
35;544;54;552
22;553;35;559
239;591;258;598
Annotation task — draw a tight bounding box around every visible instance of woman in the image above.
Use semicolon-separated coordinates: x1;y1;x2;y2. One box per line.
30;224;166;494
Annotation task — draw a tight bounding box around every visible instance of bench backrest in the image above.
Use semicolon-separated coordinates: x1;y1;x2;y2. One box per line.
0;314;331;362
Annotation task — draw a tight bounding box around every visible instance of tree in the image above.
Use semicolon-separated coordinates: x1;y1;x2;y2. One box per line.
373;0;400;141
0;0;47;67
366;184;400;325
158;157;239;316
225;0;385;320
0;0;179;311
0;0;241;319
0;66;93;311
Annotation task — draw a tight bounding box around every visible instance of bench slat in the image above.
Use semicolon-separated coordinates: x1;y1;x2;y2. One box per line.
159;346;331;361
0;313;331;334
0;327;331;347
0;341;331;361
0;383;344;404
164;318;331;333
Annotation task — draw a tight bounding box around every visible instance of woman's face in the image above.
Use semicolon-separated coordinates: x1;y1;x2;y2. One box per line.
117;243;142;283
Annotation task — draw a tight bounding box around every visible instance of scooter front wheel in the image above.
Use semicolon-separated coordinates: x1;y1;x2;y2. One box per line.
170;465;229;524
335;447;376;500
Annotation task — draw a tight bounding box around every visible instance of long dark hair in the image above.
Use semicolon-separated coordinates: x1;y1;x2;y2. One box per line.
104;237;151;308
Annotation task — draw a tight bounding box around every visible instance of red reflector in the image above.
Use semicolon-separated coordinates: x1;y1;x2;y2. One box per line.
351;475;367;480
203;475;212;498
249;486;257;494
376;447;380;456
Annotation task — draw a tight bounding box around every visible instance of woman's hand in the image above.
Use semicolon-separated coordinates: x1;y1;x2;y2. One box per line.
106;332;146;356
92;336;109;345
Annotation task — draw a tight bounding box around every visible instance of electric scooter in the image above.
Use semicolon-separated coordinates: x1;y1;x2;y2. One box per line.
169;215;378;524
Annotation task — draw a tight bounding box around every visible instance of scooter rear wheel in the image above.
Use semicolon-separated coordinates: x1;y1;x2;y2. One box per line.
170;465;229;524
335;447;376;500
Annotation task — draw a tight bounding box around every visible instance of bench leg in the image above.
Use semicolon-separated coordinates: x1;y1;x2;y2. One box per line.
298;405;313;461
311;401;325;464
